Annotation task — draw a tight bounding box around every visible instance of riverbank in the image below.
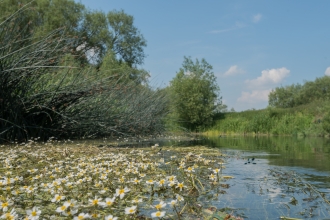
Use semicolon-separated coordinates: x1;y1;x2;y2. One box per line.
206;100;330;137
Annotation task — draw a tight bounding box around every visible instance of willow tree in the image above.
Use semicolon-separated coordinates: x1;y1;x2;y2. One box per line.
170;57;221;130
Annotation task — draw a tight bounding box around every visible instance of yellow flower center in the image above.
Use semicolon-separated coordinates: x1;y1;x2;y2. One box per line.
92;200;98;205
31;211;37;216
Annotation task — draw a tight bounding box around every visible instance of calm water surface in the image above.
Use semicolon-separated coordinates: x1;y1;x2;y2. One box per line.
194;136;330;219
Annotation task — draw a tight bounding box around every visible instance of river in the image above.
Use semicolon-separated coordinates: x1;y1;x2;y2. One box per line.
185;136;330;219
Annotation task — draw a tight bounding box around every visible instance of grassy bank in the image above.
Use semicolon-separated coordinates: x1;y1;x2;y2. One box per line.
206;100;330;137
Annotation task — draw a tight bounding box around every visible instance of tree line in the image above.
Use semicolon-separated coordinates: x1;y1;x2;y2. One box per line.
268;76;330;108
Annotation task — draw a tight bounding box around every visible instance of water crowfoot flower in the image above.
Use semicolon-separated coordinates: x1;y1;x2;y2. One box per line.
104;215;118;220
73;213;91;220
26;207;41;220
88;196;105;207
125;206;137;215
102;197;116;207
176;182;187;191
154;201;166;210
0;198;13;212
1;209;18;220
115;187;130;199
151;211;166;218
51;194;65;203
170;200;177;207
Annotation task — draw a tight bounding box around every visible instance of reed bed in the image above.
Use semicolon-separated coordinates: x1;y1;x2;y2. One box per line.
0;6;168;143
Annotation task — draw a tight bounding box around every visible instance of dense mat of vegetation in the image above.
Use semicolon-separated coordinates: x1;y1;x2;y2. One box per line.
0;142;244;220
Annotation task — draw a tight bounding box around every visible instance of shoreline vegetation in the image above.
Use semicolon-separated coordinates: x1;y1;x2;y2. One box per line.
205;100;330;138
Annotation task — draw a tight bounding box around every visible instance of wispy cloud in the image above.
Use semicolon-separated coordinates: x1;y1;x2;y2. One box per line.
210;22;245;34
252;13;262;23
245;67;290;88
223;65;245;77
325;67;330;76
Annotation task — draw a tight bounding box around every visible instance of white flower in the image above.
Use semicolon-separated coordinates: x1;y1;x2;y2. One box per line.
51;194;65;203
170;200;177;206
146;179;154;185
0;198;13;212
103;197;115;207
73;213;90;220
26;206;41;220
151;211;166;218
89;196;105;207
63;208;78;216
176;194;184;202
1;209;18;220
125;206;137;215
115;187;130;199
176;182;186;191
213;168;221;173
157;179;166;187
185;167;195;173
104;215;118;220
55;202;70;213
154;201;166;210
131;198;142;204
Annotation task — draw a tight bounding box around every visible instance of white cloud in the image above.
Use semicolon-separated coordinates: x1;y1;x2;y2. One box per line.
253;13;262;23
223;65;245;76
245;67;290;88
325;67;330;76
237;89;271;104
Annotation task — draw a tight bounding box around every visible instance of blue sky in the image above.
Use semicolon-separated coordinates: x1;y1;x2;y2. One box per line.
78;0;330;111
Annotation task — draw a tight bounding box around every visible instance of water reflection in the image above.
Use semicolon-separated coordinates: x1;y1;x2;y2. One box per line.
195;136;330;219
200;136;330;172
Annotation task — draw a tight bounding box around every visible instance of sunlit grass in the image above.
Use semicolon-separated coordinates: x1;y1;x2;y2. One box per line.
0;141;241;220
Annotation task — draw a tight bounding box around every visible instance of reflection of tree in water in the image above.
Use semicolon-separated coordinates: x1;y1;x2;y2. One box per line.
201;136;330;172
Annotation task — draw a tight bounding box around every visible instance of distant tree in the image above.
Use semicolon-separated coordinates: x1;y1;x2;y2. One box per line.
268;76;330;108
0;1;147;66
107;10;147;66
322;112;330;135
170;57;221;130
230;107;236;112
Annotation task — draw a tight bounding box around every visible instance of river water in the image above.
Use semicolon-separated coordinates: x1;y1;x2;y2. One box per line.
186;136;330;219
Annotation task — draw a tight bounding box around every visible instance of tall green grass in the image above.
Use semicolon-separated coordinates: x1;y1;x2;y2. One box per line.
206;101;330;137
